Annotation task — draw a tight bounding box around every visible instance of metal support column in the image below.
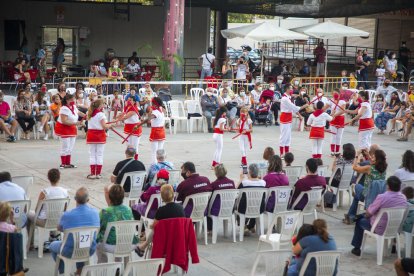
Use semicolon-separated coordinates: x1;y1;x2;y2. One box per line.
214;10;228;71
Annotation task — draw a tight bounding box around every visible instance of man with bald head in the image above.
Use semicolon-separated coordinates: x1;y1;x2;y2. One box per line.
49;187;100;275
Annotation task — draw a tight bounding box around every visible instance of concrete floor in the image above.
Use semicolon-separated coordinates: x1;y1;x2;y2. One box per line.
1;119;412;276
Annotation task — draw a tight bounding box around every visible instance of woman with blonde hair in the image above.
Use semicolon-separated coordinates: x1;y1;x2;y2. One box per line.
86;98;113;179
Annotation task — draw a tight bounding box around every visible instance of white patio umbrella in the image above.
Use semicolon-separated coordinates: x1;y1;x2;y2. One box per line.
221;21;308;80
291;20;369;78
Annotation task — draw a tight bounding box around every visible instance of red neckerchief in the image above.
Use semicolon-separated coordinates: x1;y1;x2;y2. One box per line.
151;105;161;112
124;102;139;115
239;117;252;149
91;108;102;118
66;103;75;115
313;109;324;117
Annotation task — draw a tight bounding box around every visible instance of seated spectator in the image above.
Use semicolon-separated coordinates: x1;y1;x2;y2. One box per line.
33;90;51;140
132;169;169;220
350;176;407;256
136;184;185;256
0;171;26;202
331;143;355;173
237;163;266;234
262;147;275;163
284;152;294;167
287;219;337;276
289;158;326;210
14;89;35;140
0;201;17;233
96;185;137;263
397;106;414;142
218;87;238;129
394;150;414;181
395;258;414;276
107;147;146;204
27;168;68;249
372;94;386;115
50;187;100;275
250;82;262;105
375;91;401;134
176;162;212;216
0;91;18;142
146;149;174;187
126;59;140;80
264;155;289;212
96;60;107;77
50;94;61;122
200;87;219;133
402;186;414;234
14;58;31;83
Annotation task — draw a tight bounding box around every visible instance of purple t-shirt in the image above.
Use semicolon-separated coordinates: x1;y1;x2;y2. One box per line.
176;174;212;216
290;175;326;210
263;172;289;212
133;185;161;218
210;177;236;216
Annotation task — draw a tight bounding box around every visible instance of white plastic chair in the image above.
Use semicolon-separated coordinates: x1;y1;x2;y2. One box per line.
84;87;97;95
182;192;211;245
168;170;182;189
258;210;301;251
138;88;146;99
35;198;70;258
291;188;323;223
123;258;165;276
360;207;407;265
403;205;414;258
141;193;163;232
207;189;239;244
332;164;354;211
120;171;147;206
8;199;31;260
367;90;377;104
54;226;99;276
48;89;59;96
190;88;204;101
298;251;341;276
162;102;173;135
284;166;303;187
184;100;205;133
265;186;293;228
66;87;76;94
402;180;414;189
12;175;33;194
250;249;292;276
80;262;122;276
102;220;141;267
235;188;267;241
2;95;23;140
316;165;329;177
167;100;188;134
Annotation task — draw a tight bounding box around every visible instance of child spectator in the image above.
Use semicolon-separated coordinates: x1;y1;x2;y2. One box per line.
50;94;61;121
284;152;294;167
355;50;364;75
349;72;357;89
372;94;385;114
111;90;123;120
0;201;17;233
375;62;386;88
402;186;414;234
340;70;348;85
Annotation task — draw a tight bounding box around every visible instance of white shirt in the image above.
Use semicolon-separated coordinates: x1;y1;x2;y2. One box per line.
236;96;251;107
241;179;266;187
0;181;26;201
307;112;333;127
376;85;397;103
376;68;385;78
394;168;414;181
328;100;346;113
311;96;329;106
218;95;231;106
58;105;78;124
151;109;165;127
236;64;247;80
214;117;227;129
201;53;215;70
38;186;68;220
238;118;252;130
359;102;372;119
88;112;106;130
126;63;140;72
33;100;51;116
250;89;261;103
281;96;300;114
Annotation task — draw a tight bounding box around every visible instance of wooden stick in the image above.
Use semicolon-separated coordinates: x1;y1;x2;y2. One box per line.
110;127;126;140
328;98;346;112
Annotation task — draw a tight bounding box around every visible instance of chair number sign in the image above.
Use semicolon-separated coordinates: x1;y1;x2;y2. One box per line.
132;176;141;187
12;206;21;218
284;215;295;230
278;191;288;203
79;231;92;248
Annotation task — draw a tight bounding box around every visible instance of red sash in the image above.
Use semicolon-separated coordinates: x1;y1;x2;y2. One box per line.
239;119;252;149
280;112;293;124
150;127;166;141
214;128;224;134
124;123;142;137
359;118;374;132
86;129;106;144
309;126;325;139
330;115;345;128
54;121;77;138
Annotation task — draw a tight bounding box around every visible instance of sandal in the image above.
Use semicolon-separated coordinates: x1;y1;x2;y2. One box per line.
388;129;395;135
86;174;96;179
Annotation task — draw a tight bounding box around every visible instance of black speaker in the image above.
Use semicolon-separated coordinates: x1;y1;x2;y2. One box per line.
4;20;21;50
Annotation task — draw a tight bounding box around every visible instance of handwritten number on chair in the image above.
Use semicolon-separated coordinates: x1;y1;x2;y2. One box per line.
79;231;91;248
132;177;141;187
284;215;295;230
12;206;20;218
278;191;288;203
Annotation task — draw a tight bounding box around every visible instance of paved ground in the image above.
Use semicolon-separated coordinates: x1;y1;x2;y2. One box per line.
1;119;412;276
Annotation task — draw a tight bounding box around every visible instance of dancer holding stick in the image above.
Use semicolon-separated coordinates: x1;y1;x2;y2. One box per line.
307;101;333;159
237;107;253;166
328;89;347;156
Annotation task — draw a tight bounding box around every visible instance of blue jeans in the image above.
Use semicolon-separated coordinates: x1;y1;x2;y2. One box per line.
50;241;85;274
347;183;364;220
351;216;371;249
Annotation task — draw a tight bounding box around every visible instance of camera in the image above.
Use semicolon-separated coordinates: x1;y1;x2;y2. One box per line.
242;165;248;175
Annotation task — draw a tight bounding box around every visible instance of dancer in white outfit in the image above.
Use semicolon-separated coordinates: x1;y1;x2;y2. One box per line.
307;101;333;158
237;107;253;166
212;106;227;167
118;96;142;160
329;89;346;156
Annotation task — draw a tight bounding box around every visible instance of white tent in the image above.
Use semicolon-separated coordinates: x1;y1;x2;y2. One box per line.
292;20;370;78
221;21;308;80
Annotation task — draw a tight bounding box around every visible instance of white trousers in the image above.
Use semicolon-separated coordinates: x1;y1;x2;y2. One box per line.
312;139;323;155
60;137;76;156
213;133;223;163
127;135;140;153
151;141;165;164
279;123;292;147
89;144;105;165
330;126;344;146
359;130;373;150
239;135;249;157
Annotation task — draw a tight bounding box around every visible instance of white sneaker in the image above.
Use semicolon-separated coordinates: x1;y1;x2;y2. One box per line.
38;127;43;133
43;134;49;141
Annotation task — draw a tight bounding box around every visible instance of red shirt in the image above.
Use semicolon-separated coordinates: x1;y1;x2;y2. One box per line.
0;101;10;117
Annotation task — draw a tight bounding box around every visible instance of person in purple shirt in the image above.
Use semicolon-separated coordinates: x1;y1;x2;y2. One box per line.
176;162;212;216
207;164;236;230
350;176;407;256
289;158;326;210
264;155;289;212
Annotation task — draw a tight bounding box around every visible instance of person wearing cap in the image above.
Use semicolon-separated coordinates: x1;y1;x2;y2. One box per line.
328;89;347;156
132;169;169;221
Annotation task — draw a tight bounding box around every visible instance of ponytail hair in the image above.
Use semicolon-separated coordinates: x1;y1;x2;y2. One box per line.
213;106;228;126
62;94;74;106
313;219;329;243
87;98;104;119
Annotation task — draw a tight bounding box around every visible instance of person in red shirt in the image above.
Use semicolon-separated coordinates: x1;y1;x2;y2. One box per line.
0;91;18;142
313;42;326;77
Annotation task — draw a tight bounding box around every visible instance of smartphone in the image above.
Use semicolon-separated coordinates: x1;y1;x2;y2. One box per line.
242;165;248;175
